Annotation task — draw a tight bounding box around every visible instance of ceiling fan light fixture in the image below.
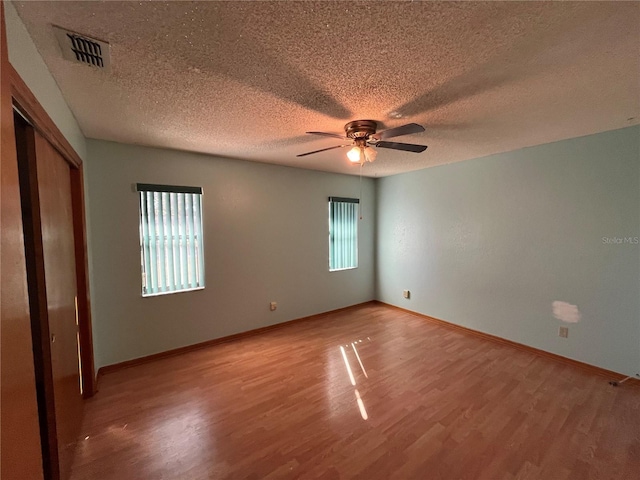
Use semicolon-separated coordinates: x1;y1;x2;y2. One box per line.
347;146;362;163
364;146;377;163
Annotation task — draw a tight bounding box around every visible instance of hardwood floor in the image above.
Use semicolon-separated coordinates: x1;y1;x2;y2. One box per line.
71;304;639;479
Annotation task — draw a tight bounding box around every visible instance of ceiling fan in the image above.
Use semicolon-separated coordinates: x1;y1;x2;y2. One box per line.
297;120;428;164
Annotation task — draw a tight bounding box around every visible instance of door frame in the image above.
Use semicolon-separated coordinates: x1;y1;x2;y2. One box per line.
9;65;96;398
11;63;96;480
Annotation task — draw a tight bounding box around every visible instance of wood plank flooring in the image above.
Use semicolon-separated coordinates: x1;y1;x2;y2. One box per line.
71;304;639;479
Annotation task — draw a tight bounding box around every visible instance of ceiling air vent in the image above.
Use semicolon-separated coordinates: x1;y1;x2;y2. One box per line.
53;26;111;70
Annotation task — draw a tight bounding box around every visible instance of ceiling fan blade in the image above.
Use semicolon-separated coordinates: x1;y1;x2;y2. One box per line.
375;141;428;153
375;123;425;140
296;145;349;157
306;131;349;140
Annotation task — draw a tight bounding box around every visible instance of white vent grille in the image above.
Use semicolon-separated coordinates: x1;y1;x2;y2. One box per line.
53;26;111;70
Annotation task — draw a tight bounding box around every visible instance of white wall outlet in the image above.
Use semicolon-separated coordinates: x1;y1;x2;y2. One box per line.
558;326;569;338
403;290;410;299
270;301;277;311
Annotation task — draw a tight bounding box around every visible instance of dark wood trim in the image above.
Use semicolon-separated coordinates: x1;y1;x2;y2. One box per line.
9;64;82;169
15;113;61;480
97;301;376;378
376;301;640;387
71;164;96;397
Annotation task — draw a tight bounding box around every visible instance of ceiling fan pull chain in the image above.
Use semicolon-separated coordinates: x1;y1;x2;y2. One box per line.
359;163;364;220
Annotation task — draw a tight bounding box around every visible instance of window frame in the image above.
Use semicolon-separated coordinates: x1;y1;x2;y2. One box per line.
328;196;359;272
136;183;205;297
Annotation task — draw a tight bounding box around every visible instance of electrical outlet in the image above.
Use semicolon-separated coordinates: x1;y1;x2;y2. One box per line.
270;301;277;311
403;290;410;299
558;326;569;338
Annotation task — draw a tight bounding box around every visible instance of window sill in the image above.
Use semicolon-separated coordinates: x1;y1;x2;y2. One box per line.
142;286;205;298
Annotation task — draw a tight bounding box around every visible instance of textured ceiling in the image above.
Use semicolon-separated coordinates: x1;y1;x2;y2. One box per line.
13;1;640;177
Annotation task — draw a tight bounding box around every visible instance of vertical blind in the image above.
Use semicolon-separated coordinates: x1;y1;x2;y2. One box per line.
329;197;359;271
137;184;205;296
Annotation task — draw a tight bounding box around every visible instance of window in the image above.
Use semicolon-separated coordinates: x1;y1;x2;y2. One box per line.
137;184;205;296
328;197;359;271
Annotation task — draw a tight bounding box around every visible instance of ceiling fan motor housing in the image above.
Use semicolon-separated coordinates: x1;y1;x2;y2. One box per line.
345;120;377;139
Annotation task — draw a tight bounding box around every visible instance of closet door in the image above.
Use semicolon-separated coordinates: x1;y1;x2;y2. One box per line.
35;132;84;479
1;4;44;479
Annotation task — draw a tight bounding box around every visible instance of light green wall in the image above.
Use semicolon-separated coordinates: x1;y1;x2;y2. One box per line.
377;126;640;375
86;140;376;368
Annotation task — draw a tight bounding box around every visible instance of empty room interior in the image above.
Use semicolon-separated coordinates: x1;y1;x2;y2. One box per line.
1;1;639;479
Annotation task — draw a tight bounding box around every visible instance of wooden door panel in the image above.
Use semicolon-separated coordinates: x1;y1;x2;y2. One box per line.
35;132;83;479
